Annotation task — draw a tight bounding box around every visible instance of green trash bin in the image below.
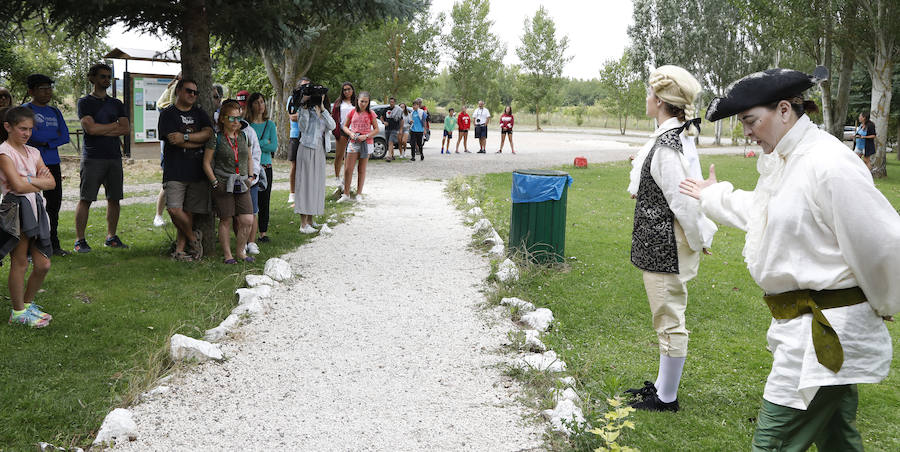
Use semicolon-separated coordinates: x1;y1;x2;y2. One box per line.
509;169;572;264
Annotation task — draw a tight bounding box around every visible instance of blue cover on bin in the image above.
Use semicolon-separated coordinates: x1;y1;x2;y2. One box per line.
511;171;573;203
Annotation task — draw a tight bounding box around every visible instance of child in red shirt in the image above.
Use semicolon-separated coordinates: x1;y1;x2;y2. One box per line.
498;106;515;154
455;106;471;153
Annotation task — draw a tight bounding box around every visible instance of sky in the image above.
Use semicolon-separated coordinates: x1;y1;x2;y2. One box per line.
103;0;634;80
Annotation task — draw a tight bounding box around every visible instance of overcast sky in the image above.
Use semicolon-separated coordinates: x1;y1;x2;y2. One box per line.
104;0;634;80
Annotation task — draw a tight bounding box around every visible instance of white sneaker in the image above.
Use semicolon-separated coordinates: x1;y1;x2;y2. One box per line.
311;221;322;228
287;193;295;203
245;242;260;255
336;194;351;203
355;194;364;202
153;214;165;227
299;224;317;234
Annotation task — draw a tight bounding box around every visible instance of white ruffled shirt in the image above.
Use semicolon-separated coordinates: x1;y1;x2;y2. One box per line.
629;117;716;251
699;115;897;409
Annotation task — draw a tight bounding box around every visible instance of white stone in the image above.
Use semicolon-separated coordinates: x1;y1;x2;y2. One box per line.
559;376;576;387
550;387;582;404
205;313;243;342
236;285;271;305
496;258;519;282
245;274;275;288
319;224;334;234
461;183;471;192
541;399;586;435
472;218;493;233
140;385;170;400
169;334;224;362
482;229;503;246
92;408;138;446
264;258;293;281
521;308;554;332
524;329;547;352
489;243;505;257
231;300;264;316
466;197;476;205
515;350;567;372
467;207;483;217
500;297;535;312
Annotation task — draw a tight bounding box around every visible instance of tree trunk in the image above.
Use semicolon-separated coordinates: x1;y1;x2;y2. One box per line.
714;120;722;146
180;0;216;255
820;10;834;134
828;48;854;138
535;105;541;131
867;49;894;178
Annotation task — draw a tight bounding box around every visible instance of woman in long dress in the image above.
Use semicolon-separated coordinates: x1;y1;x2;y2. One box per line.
294;92;335;233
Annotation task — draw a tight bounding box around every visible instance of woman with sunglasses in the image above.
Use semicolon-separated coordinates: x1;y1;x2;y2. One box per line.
203;100;254;264
330;82;356;188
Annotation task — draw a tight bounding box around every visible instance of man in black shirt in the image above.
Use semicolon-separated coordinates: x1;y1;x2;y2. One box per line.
157;79;213;261
75;63;130;253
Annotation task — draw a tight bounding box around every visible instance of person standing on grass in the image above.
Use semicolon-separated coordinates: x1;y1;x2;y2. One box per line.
247;93;276;245
408;98;427;162
441;108;455;154
23;74;70;256
455;104;470;153
498;105;515;154
384;96;403;162
472;100;490;153
157;79;214;262
152;72;182;228
625;65;716;413
680;67;900;451
294;87;334;233
287;77;310;205
331;82;357;186
74;63;130;253
339;91;378;203
0;107;55;328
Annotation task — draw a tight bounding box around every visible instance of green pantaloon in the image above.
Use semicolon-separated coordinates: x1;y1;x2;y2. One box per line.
751;384;863;452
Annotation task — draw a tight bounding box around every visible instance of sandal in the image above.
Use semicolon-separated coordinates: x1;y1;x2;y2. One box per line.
243;256;256;263
223;258;238;264
171;251;194;262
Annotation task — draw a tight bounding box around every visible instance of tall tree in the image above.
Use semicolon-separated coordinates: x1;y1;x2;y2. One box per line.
598;52;645;135
515;6;571;131
444;0;506;106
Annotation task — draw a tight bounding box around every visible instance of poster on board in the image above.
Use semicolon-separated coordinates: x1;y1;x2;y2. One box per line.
133;77;174;143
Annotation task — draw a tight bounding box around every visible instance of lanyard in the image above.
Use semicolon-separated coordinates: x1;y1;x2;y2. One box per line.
225;134;239;174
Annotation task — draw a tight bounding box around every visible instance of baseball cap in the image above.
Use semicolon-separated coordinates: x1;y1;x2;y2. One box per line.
27;74;54;89
236;90;249;107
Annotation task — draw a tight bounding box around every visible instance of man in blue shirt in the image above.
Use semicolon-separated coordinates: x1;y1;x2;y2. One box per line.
75;63;130;253
24;73;70;256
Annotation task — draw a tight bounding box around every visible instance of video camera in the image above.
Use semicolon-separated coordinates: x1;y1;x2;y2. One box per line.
288;84;328;113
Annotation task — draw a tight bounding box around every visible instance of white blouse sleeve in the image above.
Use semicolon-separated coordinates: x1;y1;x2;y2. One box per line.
650;146;715;251
700;182;754;231
818;170;900;316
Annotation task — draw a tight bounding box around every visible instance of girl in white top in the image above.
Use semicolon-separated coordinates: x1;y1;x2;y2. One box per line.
331;82;357;183
0;107;56;328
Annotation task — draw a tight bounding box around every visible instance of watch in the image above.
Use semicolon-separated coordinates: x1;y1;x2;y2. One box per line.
183;133;190;142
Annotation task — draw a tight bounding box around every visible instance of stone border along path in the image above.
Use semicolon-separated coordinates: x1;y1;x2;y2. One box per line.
112;176;545;451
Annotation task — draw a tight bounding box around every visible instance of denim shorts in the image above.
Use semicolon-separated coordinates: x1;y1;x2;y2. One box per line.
348;141;372;159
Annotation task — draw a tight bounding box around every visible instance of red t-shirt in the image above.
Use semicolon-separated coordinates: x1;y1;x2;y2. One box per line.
500;114;514;131
457;112;471;131
348;109;377;144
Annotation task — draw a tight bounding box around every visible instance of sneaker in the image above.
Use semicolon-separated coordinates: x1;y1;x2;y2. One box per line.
258;235;271;243
287;193;295;204
153;214;165;227
52;247;69;257
299;224;317;234
625;381;657;401
440;148;444;154
26;303;52;320
74;239;91;253
246;242;260;255
630;393;679;412
355;194;365;202
104;235;129;249
337;194;351;203
9;309;50;328
310;221;322;228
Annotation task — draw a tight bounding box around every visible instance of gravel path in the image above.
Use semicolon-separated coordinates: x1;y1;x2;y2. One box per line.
118;176;545;451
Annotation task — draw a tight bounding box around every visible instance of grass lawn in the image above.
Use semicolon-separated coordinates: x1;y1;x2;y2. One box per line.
0;189;348;450
465;155;900;451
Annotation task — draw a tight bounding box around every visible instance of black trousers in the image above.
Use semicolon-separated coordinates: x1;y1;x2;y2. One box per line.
258;165;274;233
44;163;63;249
410;131;424;158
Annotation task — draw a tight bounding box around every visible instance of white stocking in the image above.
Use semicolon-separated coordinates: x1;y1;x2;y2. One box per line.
655;355;686;403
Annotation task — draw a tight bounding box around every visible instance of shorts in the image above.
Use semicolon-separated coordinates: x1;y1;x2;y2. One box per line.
854;147;865;156
289;137;300;161
474;125;488;139
164;180;211;213
501;129;512;135
80;158;124;201
458;129;469;134
388;129;400;144
443;130;453;139
347;141;372;159
212;185;253;218
250;183;259;214
864;147;875;157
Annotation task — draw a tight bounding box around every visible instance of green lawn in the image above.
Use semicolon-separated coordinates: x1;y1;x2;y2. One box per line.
465;156;900;451
0;190;348;450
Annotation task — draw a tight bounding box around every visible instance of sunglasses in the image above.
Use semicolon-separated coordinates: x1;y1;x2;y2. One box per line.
184;88;199;96
227;115;242;122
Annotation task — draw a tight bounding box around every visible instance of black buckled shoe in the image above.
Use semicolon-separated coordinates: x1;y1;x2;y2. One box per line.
630;393;679;412
625;381;657;401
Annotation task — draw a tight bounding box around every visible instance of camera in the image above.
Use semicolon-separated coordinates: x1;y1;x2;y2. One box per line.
289;84;328;113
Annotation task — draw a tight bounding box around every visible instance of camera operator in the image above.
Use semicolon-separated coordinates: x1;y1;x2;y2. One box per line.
286;77;310;204
293;84;335;233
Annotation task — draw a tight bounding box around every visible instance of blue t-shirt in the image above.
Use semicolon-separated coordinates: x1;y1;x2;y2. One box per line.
855;125;866;151
286;97;299;138
24;103;69;165
410;109;427;133
77;94;128;159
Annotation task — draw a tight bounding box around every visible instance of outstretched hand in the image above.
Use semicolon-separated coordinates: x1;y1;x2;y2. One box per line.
679;164;717;200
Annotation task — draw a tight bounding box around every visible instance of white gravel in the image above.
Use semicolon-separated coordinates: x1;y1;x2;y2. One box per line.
117;176;545;451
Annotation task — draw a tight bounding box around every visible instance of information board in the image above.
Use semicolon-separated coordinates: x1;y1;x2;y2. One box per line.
132;76;174;143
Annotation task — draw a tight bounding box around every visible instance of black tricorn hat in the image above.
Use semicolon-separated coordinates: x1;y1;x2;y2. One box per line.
705;66;828;122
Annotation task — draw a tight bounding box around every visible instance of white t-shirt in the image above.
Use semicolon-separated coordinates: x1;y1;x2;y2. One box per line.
472;107;491;126
339;101;354;127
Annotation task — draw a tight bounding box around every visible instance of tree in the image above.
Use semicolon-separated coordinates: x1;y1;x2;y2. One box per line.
598;53;645;135
515;6;571;131
444;0;506;106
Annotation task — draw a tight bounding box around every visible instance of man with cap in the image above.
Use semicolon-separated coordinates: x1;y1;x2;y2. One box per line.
680;67;900;450
24;74;70;256
624;65;716;413
235;90;250;111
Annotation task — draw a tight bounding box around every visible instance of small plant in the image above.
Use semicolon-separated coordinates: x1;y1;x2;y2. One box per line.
590;398;639;452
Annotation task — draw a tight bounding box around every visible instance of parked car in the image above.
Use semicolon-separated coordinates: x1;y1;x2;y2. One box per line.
843;125;856;142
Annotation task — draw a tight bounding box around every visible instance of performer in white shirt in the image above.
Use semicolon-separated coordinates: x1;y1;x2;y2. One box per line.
472;100;491;153
626;65;717;413
680;67;900;451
